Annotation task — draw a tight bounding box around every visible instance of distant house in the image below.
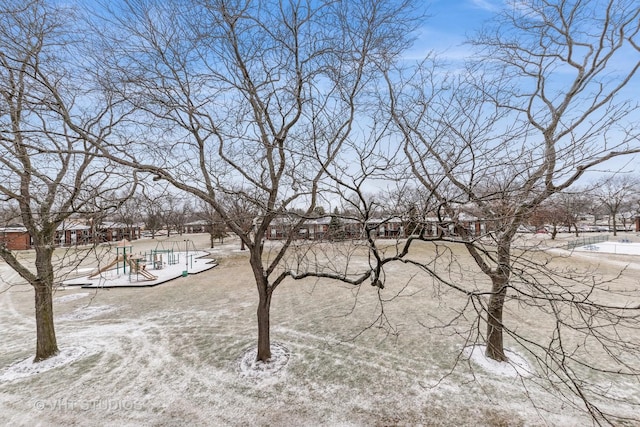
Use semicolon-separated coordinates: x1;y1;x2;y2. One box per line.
266;216;319;240
408;212;485;238
296;217;331;240
57;220;141;246
262;212;490;242
99;221;141;242
366;217;405;238
636;216;640;232
265;216;364;241
0;226;32;250
264;215;406;241
184;220;211;234
56;221;93;246
0;220;142;251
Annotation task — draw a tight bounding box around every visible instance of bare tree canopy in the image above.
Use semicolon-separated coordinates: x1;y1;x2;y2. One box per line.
86;0;421;361
594;174;639;235
0;0;136;361
383;0;640;423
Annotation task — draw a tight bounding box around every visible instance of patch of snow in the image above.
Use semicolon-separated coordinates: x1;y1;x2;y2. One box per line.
463;345;533;378
54;292;89;303
57;305;116;321
576;241;640;255
0;346;86;383
238;342;290;378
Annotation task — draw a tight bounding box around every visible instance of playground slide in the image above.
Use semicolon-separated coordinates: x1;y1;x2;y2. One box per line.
136;268;158;281
127;258;158;280
89;255;124;278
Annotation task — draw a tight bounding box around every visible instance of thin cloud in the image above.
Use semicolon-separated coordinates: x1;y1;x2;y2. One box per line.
469;0;501;12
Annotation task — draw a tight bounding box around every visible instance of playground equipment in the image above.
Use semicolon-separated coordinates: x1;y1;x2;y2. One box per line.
86;238;213;284
89;253;157;281
90;239;135;276
147;240;181;268
89;240;158;281
149;248;177;268
152;253;165;269
89;254;126;278
127;254;157;280
146;239;199;275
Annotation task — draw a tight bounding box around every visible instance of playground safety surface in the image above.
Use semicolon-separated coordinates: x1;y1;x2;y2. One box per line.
61;250;217;288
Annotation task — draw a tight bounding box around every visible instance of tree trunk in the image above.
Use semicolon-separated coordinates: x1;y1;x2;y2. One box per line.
256;287;272;362
484;238;511;362
612;215;618;236
249;245;272;362
31;245;59;362
485;275;508;362
33;281;59;362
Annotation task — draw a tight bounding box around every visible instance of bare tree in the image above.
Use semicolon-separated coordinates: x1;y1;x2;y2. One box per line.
594;174;639;236
557;189;593;236
0;202;20;226
195;200;226;248
383;1;640;423
215;190;258;252
158;194;189;237
529;201;563;238
144;209;163;239
389;0;640;360
530;189;593;239
90;0;419;361
138;189;167;239
0;0;136;361
113;193;143;240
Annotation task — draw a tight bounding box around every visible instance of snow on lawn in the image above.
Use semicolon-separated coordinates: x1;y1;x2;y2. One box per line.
57;305;117;321
575;240;640;255
463;345;533;378
0;347;86;383
1;234;639;426
238;343;290;379
53;292;90;303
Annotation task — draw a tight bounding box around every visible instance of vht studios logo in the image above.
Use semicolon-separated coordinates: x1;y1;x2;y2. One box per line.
34;399;142;411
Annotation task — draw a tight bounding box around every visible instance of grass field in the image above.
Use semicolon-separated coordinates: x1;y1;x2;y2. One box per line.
1;233;639;426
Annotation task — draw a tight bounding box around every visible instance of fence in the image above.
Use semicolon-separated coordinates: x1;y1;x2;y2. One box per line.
566;234;609;250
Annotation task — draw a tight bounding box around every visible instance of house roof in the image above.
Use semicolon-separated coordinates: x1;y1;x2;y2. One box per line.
0;226;28;233
185;220;210;226
101;221;138;229
56;222;91;231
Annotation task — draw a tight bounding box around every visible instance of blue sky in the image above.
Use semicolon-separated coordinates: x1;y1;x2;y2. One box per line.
404;0;639;179
406;0;499;60
426;0;498;36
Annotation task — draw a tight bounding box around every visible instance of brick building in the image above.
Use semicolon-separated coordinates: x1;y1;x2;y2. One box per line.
0;226;32;250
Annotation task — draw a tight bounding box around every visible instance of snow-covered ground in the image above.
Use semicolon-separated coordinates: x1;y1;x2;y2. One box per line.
575;240;640;255
463;345;533;378
1;233;639;426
